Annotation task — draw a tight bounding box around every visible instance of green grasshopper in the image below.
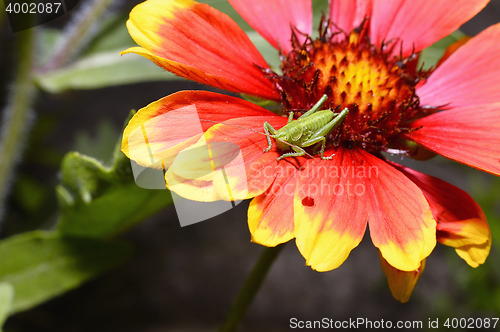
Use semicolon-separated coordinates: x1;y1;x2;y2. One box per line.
263;95;349;161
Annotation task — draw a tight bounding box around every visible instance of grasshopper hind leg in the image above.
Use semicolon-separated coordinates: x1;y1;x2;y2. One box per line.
301;136;335;160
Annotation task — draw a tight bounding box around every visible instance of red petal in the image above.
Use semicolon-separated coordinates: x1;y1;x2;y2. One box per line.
167;115;289;201
122;91;275;169
205;116;289;195
248;164;299;246
293;148;436;272
357;150;436;271
418;23;500;108
329;0;372;35
293;148;368;271
379;252;425;303
406;103;500;176
123;0;279;100
391;163;491;267
228;0;312;54
370;0;489;57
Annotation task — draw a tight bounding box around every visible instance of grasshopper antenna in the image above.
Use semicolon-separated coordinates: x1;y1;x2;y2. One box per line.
161;115;319;160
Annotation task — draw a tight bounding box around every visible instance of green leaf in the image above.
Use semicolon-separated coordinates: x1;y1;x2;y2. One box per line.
35;49;180;93
419;30;466;70
312;0;329;32
34;1;257;93
37;28;61;66
56;111;174;238
59;152;114;204
82;14;136;55
35;12;182;93
0;283;14;329
73;119;119;165
0;231;133;314
57;182;172;238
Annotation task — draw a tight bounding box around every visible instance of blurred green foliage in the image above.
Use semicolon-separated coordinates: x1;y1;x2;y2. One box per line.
419;30;467;70
0;231;133;314
0;283;14;331
461;174;500;314
1;110;173;321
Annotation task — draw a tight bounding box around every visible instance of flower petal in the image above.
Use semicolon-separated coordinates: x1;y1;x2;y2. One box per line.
370;0;489;57
165;137;249;201
123;0;279;100
406;103;500;176
293;148;435;272
167;115;288;202
357;150;436;272
248;164;298;247
379;252;425;303
122;91;275;168
228;0;312;54
293;148;368;272
454;241;491;268
392;163;491;267
418;23;500;108
329;0;372;35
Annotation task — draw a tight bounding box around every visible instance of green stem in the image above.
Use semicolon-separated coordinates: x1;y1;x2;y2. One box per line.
220;244;285;332
0;23;36;222
41;0;116;72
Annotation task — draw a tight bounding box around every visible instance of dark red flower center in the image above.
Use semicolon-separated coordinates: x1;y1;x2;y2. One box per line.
265;20;437;154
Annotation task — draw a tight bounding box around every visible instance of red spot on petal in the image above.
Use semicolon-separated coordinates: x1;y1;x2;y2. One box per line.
302;196;315;207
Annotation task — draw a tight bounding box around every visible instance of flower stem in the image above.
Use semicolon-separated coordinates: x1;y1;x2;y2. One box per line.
0;22;36;223
41;0;116;72
220;244;285;332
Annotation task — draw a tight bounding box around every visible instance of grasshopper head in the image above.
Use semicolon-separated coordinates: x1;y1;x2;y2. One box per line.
274;132;291;151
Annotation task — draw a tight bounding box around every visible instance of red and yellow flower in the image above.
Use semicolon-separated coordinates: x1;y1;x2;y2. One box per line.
121;0;497;302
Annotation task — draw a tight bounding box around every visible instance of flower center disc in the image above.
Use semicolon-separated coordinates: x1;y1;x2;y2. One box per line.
268;22;434;153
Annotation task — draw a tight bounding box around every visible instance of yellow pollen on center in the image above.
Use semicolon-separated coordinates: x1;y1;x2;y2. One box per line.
308;35;414;116
273;29;427;152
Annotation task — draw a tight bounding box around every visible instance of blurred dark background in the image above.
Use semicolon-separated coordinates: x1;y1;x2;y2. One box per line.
1;0;500;331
